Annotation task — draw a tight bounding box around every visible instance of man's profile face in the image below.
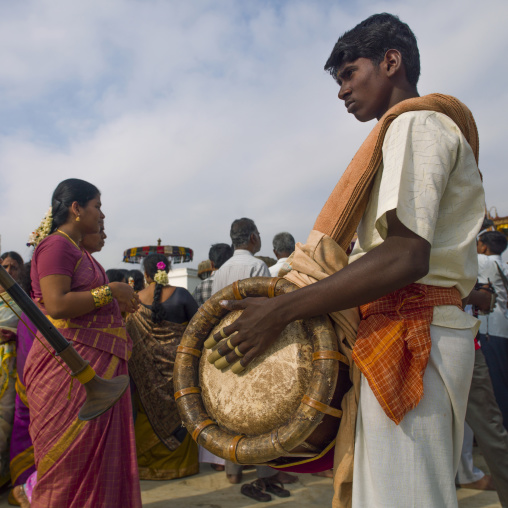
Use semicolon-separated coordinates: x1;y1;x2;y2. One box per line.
477;239;487;255
336;57;393;122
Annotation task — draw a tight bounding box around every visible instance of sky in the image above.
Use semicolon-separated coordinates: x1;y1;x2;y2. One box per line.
1;0;507;272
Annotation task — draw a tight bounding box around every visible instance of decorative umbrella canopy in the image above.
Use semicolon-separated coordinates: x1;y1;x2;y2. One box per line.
488;208;508;238
123;239;193;265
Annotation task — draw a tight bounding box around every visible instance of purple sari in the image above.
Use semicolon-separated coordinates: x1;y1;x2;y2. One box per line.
9;313;36;486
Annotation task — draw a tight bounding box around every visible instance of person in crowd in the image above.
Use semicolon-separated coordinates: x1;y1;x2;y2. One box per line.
213;14;484;507
128;270;145;292
0;252;24;488
126;253;199;481
193;244;233;307
10;226;109;507
476;231;508;430
9;262;36;506
453;286;508;507
1;253;24;289
212;219;270;295
24;178;141;507
106;268;127;283
212;219;295;502
269;233;295;277
197;260;214;281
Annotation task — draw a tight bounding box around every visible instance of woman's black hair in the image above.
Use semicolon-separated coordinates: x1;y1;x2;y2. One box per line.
1;251;24;267
19;262;32;295
50;178;100;233
143;253;171;324
129;269;145;292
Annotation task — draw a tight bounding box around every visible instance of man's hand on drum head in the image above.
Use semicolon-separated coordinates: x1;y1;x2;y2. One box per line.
206;297;289;374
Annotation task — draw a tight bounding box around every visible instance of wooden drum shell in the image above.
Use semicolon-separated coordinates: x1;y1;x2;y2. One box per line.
174;277;350;465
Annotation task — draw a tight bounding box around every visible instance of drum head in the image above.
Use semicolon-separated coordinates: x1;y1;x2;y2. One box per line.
201;311;313;435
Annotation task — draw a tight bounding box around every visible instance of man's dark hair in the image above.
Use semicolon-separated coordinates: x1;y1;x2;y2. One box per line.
273;232;295;255
230;218;257;248
479;231;508;255
324;13;420;87
209;243;233;269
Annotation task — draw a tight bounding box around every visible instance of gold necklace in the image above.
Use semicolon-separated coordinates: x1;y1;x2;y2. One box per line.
56;229;80;250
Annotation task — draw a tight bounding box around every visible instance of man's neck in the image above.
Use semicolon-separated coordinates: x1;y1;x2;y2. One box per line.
235;246;255;255
377;88;419;121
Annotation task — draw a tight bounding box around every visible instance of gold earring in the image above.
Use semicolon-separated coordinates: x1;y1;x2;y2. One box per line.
75;216;81;222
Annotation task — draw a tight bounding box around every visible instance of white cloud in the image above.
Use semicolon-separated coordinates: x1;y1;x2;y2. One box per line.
0;0;506;271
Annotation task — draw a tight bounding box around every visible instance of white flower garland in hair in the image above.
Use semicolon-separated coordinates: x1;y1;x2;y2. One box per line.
153;261;169;286
27;207;53;247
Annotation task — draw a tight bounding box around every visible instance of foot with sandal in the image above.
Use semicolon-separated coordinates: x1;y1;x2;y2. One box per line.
9;485;31;508
227;467;298;485
241;477;291;503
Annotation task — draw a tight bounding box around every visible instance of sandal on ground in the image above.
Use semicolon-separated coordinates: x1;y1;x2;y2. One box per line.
255;478;290;498
241;481;272;502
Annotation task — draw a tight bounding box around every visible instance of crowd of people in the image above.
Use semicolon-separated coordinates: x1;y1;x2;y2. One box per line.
0;11;506;508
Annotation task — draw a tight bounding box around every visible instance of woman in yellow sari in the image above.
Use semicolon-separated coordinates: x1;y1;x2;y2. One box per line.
126;253;199;480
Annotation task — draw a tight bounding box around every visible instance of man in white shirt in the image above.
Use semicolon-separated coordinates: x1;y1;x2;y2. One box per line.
212;218;270;294
477;230;508;430
269;232;295;277
211;218;296;500
212;13;484;508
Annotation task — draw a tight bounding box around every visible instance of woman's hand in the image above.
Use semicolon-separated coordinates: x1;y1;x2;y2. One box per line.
109;282;140;313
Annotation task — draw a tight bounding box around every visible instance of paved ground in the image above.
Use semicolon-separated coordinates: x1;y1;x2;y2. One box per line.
0;451;501;507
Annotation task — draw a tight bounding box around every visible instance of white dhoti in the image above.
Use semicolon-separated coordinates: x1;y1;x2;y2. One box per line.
352;325;475;508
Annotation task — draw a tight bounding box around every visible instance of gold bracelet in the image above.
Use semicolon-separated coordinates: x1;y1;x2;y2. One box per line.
90;285;113;308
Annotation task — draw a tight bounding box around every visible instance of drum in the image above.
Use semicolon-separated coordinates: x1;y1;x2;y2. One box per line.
174;277;351;467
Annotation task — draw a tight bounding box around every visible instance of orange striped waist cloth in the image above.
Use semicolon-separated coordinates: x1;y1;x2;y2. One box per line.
352;283;462;424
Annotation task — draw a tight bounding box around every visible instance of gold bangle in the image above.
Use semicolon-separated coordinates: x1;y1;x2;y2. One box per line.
90;285;113;308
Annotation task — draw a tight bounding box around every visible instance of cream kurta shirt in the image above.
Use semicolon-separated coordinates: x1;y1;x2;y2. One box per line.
350;110;485;330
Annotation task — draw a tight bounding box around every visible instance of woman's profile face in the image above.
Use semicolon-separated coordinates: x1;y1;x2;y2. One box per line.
78;195;105;235
1;257;22;282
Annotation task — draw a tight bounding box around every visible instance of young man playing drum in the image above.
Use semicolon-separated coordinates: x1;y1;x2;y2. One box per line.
211;13;485;508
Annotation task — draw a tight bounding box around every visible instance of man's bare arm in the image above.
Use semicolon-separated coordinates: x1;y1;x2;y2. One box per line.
216;209;431;368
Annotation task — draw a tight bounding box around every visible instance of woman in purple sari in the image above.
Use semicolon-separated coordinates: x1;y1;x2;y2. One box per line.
9;263;36;493
23;179;142;508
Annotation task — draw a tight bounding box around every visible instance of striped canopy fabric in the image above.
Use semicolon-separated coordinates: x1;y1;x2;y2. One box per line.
123;245;193;264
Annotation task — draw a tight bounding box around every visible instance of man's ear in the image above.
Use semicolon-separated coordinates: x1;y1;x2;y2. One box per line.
210;261;216;270
382;49;403;78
